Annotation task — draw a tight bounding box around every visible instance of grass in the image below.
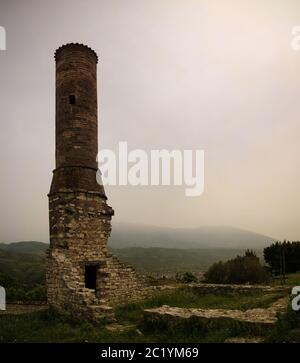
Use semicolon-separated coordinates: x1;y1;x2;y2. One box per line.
0;287;292;343
115;287;284;325
0;307;237;343
0;308;247;343
265;301;300;343
0;309;154;343
270;272;300;287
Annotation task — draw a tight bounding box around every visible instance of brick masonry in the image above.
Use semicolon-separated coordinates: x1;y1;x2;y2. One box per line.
46;44;148;322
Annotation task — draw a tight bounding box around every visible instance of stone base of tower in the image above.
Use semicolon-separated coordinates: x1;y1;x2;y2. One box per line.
46;191;148;322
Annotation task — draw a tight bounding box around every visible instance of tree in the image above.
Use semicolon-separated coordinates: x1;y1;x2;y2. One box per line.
264;241;300;275
204;250;269;284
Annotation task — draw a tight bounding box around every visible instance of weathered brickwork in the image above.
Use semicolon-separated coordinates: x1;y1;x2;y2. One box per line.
47;44;148;321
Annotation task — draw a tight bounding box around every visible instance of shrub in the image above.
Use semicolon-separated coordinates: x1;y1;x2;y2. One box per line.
6;284;46;301
204;250;270;285
267;300;300;343
203;261;227;284
0;272;13;287
177;272;198;284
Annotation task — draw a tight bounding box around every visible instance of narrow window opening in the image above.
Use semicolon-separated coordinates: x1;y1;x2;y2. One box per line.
85;265;97;290
69;95;76;105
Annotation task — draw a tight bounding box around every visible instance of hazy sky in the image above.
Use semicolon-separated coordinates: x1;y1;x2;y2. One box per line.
1;0;300;242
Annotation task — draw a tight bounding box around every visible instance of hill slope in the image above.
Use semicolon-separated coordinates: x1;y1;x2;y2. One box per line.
0;241;47;255
0;241;264;277
110;247;263;273
109;223;275;250
0;223;274;279
0;243;46;288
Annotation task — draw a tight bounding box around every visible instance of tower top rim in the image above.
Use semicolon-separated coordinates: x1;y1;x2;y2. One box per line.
54;43;98;63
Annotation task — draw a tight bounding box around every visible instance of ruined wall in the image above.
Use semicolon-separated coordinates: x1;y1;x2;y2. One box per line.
47;190;148;321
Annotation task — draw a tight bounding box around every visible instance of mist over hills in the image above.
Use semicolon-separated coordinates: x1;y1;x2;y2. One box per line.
0;242;263;274
0;224;275;251
108;223;275;250
0;224;275;274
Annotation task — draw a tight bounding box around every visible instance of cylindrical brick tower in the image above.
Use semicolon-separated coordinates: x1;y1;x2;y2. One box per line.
47;44;146;322
50;43;105;196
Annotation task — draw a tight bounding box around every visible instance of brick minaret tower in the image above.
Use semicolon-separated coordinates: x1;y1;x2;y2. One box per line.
46;44;146;321
50;43;105;198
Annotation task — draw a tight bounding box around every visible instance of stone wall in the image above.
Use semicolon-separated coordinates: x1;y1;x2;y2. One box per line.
47;191;148;321
143;297;289;335
183;283;291;296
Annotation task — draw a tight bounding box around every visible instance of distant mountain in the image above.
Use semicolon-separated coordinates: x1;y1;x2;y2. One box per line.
0;241;47;255
0;224;275;253
109;223;275;250
0;241;262;277
110;247;263;273
0;224;272;277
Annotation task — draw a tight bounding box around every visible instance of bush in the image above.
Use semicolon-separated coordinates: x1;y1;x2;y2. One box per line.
176;272;198;284
267;301;300;343
0;271;15;287
6;284;46;301
204;250;270;285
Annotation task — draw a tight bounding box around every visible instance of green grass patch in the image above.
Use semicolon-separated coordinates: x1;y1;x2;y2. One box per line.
115;287;284;325
0;309;151;343
270;272;300;287
0;287;290;343
0;308;246;343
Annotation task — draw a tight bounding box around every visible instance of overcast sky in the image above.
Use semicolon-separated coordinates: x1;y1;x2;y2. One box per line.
1;0;300;242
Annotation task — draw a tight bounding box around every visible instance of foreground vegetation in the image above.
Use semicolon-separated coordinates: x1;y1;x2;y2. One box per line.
0;308;243;343
270;272;300;287
266;305;300;343
115;288;284;325
0;287;291;343
0;241;299;343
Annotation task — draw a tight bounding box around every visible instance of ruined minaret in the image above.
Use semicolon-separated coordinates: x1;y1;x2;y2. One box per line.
47;44;146;321
50;43;105;199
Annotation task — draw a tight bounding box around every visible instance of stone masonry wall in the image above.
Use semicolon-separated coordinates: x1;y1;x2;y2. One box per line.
47;191;148;321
